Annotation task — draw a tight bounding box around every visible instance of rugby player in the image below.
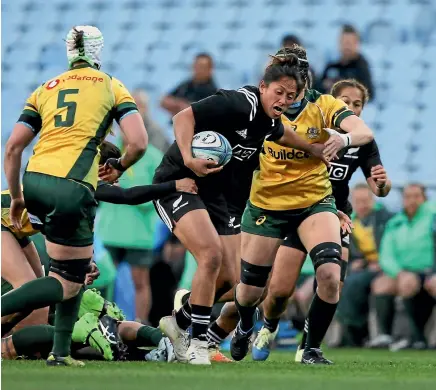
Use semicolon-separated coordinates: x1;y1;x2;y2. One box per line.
153;54;337;364
253;78;391;363
229;47;375;363
2;26;148;367
2;289;175;363
2;141;197;336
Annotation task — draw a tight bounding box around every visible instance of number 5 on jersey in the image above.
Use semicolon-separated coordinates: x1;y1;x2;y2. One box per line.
54;89;79;127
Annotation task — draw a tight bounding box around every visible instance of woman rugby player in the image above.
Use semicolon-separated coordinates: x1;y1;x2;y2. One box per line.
153;54;338;365
230;47;375;363
253;78;391;364
2;141;197;336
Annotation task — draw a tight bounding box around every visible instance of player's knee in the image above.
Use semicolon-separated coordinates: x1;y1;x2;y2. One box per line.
310;242;341;297
240;259;272;290
49;258;91;299
198;243;223;276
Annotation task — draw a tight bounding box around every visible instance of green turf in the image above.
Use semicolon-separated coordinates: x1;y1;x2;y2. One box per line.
2;349;436;390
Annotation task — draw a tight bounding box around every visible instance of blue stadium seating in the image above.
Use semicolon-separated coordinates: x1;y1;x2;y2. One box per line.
2;0;436;197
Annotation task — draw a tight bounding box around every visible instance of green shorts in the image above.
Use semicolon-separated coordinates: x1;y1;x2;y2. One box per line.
241;195;337;253
1;277;14;296
23;172;97;247
1;225;31;248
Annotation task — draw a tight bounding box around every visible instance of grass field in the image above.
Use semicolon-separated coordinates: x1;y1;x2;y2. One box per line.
2;349;436;390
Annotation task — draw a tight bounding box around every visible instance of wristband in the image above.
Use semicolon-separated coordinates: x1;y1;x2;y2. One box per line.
107;158;127;172
339;133;352;148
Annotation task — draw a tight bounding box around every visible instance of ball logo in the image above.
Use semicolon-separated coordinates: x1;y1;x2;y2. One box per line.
328;163;349;181
201;133;217;144
46;79;60;90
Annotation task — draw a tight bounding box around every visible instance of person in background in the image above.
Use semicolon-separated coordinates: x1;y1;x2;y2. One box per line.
132;89;170;153
96;143;164;325
336;184;393;347
370;184;436;350
160;53;217;117
319;25;374;99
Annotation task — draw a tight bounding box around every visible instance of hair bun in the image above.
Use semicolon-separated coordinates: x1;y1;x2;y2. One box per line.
268;51;299;68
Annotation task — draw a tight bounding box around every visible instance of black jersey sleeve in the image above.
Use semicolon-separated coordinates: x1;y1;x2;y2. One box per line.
359;140;382;179
95;181;176;205
191;88;253;133
266;119;285;141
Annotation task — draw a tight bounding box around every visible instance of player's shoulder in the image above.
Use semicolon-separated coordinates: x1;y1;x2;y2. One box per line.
215;85;259;115
305;89;341;106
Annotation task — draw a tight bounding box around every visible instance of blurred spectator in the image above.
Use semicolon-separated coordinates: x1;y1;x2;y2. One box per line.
160;53;217;117
370;184;436;349
132;89;170;153
336;184;393;347
319;25;374;99
96;142;164;325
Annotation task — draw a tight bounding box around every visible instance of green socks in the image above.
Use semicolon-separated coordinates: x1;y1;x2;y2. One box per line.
374;295;395;335
12;325;54;359
52;288;84;357
135;325;163;347
1;276;64;317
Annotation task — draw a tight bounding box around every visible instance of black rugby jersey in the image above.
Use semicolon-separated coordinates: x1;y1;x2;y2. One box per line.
153;86;284;215
329;139;382;214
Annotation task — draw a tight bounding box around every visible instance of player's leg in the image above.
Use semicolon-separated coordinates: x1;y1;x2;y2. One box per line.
1;231;50;334
2;325;55;360
229;202;286;361
155;193;223;364
1;174;96;366
297;203;342;364
207;232;241;362
369;273;396;347
252;242;305;361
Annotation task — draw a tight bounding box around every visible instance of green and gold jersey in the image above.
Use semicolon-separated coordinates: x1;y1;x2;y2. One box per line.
1;189;41;239
20;64;137;189
250;90;354;211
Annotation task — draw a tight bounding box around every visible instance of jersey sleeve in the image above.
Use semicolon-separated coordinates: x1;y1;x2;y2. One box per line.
266;119;285;141
17;86;43;134
191;88;253;134
324;95;355;128
111;77;138;123
359;140;382;179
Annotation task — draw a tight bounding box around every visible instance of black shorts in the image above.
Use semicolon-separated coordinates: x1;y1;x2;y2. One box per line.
154;192;240;236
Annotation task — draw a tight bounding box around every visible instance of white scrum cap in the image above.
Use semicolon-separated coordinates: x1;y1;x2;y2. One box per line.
66;26;104;69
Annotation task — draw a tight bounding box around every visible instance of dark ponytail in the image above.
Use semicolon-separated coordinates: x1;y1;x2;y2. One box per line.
272;46;310;87
262;53;304;95
72;27;86;57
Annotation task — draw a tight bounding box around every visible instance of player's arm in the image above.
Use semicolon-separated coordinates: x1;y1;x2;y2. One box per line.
95;178;197;205
104;78;148;180
360;140;392;197
275;123;329;164
323;100;374;159
4;90;41;228
174;90;247;177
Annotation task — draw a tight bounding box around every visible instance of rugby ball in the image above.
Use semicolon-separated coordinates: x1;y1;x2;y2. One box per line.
191;131;232;166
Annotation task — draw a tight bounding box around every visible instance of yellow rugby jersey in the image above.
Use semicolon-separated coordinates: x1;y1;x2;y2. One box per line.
20;63;138;189
250;90;354;211
1;190;41;239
